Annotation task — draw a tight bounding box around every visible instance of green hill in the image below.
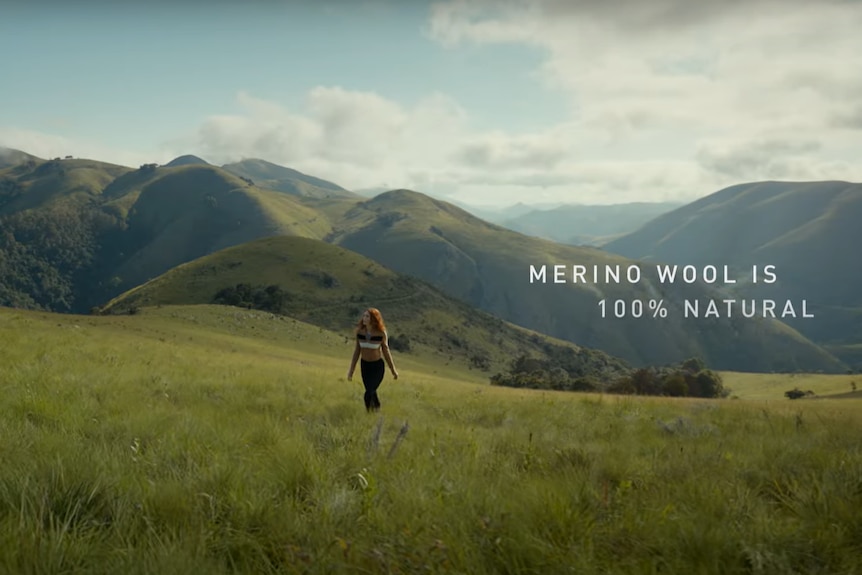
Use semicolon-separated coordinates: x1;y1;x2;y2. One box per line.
0;148;852;373
2;302;862;573
101;164;330;293
0;155;139;311
163;154;210;167
325;189;845;373
221;159;359;200
452;200;550;223
0;158;332;313
603;180;862;368
101;235;633;380
0;147;42;170
501;201;683;246
0;155;133;214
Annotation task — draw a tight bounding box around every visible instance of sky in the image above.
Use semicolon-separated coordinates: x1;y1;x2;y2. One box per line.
1;0;861;207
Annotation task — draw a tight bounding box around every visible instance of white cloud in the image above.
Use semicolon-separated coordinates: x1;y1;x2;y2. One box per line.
171;88;473;191
452;130;571;170
171;89;712;204
423;0;862;201
0;128;155;168
694;137;828;181
4;0;861;207
427;0;862;133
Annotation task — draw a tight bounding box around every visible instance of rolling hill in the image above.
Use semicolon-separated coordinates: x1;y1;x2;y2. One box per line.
101;235;633;381
501;201;684;246
221;159;359;200
103;164;331;293
0;148;853;373
163;154;210;167
449;200;559;225
602;180;862;368
323;189;846;373
2;301;861;573
0;147;42;170
0;156;334;312
0;154;133;214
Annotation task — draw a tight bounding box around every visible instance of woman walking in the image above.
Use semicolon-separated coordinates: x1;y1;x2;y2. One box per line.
347;308;399;412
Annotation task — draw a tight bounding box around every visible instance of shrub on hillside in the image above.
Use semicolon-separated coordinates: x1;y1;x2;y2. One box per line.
691;369;726;398
0;177;23;208
301;269;340;288
0;202;122;313
213;283;291;313
615;360;728;399
785;388;815;400
388;334;412;353
469;351;491;371
490;352;728;399
607;377;636;395
489;352;628;392
377;212;408;228
663;373;689;397
570;376;601;392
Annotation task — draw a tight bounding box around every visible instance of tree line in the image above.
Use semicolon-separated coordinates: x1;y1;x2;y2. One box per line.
490;354;728;399
0;201;123;312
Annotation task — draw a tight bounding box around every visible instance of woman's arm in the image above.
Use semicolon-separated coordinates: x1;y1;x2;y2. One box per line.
381;331;398;379
347;340;360;380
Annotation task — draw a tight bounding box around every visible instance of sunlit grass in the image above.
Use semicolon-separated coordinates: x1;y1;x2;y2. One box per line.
721;371;861;400
1;305;861;574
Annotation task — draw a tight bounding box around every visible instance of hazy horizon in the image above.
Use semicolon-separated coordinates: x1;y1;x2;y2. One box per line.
2;0;860;206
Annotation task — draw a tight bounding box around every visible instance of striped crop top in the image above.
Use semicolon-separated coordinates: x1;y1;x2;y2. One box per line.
357;331;384;350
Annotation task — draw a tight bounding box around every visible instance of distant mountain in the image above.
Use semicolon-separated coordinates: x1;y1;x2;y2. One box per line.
102;235;633;380
0;155;133;215
221;159;359;200
0;157;331;312
451;200;560;224
502;202;684;246
354;187;389;198
163;155;210;167
324;189;845;373
351;196;566;224
603;181;862;369
0;147;42;169
0;147;853;373
102;164;329;295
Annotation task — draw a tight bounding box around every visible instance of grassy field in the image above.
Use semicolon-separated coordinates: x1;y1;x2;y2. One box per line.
721;371;862;401
1;304;861;574
602;180;862;361
100;235;630;380
2;152;851;375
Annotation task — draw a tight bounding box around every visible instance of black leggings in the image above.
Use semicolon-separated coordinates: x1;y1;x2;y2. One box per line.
360;358;385;411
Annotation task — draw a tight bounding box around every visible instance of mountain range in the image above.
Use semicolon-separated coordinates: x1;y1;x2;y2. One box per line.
100;234;632;380
496;201;685;246
602;180;862;369
0;146;857;373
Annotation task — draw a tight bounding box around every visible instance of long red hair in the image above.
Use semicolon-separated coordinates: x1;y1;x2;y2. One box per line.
355;307;386;333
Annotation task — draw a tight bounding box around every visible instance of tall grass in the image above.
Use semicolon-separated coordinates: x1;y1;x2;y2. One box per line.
1;305;861;574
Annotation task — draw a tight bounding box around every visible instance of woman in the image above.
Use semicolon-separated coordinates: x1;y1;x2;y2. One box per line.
346;308;399;412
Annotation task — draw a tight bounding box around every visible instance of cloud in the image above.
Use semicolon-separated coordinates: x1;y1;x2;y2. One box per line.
695;137;826;180
418;0;862;201
830;105;862;131
452;130;571;170
173;88;470;187
5;0;861;207
0;127;155;168
6;77;856;208
181;90;691;203
427;0;862;139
